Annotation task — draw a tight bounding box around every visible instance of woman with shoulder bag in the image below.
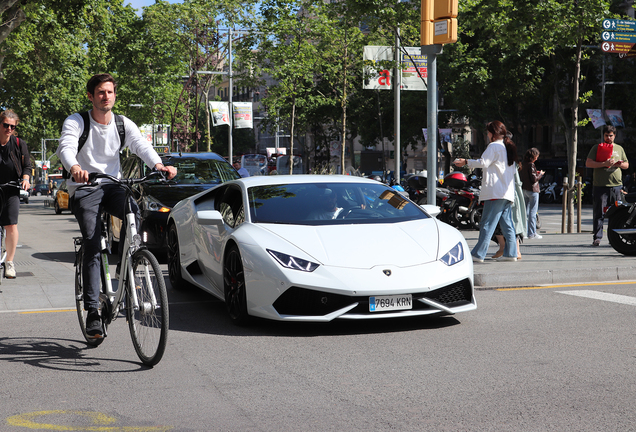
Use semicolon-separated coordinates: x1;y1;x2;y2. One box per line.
0;109;32;278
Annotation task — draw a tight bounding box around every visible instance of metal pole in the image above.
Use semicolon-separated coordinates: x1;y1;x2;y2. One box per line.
422;44;443;205
394;29;401;184
228;30;233;162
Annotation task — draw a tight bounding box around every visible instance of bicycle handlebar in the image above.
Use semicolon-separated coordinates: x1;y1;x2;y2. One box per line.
0;180;23;189
85;170;167;187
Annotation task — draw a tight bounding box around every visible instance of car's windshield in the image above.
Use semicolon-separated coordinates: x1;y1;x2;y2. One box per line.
150;157;239;184
248;182;429;225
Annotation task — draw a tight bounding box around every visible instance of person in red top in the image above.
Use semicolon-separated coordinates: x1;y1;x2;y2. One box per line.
585;125;629;246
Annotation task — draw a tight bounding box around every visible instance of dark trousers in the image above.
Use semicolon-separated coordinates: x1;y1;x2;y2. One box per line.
592;185;622;241
71;184;139;309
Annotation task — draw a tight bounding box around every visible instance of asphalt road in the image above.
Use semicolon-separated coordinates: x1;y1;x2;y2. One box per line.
1;197;635;431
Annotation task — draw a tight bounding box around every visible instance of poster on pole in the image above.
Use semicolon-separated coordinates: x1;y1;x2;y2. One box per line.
363;46;427;91
586;109;606;129
209;102;230;126
605;110;625;127
233;102;253;129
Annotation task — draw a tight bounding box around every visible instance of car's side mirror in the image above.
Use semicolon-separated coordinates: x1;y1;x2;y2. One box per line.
421;204;441;217
196;210;224;225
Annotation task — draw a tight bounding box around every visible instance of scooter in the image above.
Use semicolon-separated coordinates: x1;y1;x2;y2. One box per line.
605;192;636;255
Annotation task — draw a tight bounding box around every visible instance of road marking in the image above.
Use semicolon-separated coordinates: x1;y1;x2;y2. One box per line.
6;410;172;431
0;308;75;315
496;281;636;291
556;290;636;306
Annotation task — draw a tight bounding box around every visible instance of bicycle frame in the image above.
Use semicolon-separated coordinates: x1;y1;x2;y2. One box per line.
101;187;156;321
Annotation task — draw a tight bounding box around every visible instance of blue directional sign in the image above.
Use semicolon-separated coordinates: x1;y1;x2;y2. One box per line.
602;31;636;43
603;19;636;33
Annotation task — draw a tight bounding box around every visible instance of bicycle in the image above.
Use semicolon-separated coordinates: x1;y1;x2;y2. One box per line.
0;180;24;282
73;172;169;366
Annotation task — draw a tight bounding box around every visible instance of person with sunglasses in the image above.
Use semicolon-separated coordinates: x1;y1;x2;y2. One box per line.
0;109;31;278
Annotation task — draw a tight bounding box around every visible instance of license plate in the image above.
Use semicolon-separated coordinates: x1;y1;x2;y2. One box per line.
369;294;413;312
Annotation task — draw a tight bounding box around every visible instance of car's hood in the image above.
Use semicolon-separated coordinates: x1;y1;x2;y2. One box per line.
259;220;440;269
144;184;218;208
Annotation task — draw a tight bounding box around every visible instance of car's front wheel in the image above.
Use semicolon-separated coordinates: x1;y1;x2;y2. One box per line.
54;200;62;214
167;224;190;291
223;245;249;325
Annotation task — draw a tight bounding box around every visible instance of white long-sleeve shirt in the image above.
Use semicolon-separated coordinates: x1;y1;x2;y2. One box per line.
57;111;162;195
466;140;515;203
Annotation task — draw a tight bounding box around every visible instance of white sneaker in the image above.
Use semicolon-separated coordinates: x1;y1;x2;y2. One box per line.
5;261;16;278
528;234;543;239
472;255;484;263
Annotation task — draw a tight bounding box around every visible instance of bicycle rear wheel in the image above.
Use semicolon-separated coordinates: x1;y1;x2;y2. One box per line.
74;244;104;347
126;249;169;366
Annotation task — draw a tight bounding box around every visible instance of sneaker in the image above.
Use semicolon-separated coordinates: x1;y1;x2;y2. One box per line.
472;255;484;263
592;239;601;247
86;308;103;338
4;261;15;278
528;233;543;240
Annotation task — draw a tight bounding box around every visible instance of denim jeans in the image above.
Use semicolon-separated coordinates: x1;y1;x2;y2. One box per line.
523;189;539;237
592;186;622;241
71;184;139;310
472;199;516;260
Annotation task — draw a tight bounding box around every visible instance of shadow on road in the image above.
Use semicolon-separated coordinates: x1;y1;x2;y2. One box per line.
32;252;76;264
0;337;147;372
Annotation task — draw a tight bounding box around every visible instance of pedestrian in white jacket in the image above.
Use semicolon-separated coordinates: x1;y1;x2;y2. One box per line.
453;120;518;262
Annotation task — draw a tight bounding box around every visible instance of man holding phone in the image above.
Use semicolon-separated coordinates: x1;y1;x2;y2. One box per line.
586;125;629;246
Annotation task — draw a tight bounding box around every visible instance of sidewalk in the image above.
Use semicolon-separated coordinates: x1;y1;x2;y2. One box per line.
464;229;636;289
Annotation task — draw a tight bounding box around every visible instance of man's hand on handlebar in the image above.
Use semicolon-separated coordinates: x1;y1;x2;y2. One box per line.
154;163;177;180
71;165;90;184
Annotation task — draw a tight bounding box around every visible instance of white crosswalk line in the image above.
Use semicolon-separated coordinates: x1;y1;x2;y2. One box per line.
557;290;636;306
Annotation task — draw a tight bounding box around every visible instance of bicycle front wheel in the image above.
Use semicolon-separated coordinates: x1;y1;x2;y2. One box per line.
126;249;169;366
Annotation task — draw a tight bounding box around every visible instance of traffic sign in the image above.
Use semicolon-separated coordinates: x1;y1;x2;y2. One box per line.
601;40;636;54
601;31;636;43
602;19;636;33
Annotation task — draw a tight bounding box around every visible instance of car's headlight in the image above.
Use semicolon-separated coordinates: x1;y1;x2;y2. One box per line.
267;249;320;272
147;196;171;213
439;242;464;266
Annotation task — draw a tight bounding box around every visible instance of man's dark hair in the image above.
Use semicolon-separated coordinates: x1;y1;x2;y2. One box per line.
603;125;617;135
86;73;117;95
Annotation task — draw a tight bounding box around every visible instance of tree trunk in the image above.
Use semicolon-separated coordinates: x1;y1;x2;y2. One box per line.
341;44;348;175
289;98;296;175
567;30;584;233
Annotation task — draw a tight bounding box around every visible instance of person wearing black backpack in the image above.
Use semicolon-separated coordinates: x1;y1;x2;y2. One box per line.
57;73;176;339
0;109;31;279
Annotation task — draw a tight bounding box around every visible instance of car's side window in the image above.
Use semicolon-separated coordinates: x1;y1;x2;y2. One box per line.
218;187;244;228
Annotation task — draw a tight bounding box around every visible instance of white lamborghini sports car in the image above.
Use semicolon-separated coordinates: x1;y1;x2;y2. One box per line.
167;175;475;324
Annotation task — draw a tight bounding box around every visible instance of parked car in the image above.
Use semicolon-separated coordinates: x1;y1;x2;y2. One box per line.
30;183;50;196
54;180;70;214
19;187;29;204
167;175;476;324
109;152;240;257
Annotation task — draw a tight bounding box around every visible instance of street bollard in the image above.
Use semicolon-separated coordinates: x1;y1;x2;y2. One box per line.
576;176;582;233
561;176;568;233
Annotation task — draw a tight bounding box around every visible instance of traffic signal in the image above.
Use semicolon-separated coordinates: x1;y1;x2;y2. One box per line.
421;0;458;46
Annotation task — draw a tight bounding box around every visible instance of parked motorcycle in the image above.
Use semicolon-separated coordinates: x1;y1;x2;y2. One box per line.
404;173;449;207
605;193;636;255
437;172;483;230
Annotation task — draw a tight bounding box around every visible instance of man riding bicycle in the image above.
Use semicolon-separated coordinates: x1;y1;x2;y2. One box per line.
57;73;177;339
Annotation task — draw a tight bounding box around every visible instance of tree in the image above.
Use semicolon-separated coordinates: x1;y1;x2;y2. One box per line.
239;0;326;174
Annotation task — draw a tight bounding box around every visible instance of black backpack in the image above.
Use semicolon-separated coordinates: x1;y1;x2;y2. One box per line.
63;111;126;179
